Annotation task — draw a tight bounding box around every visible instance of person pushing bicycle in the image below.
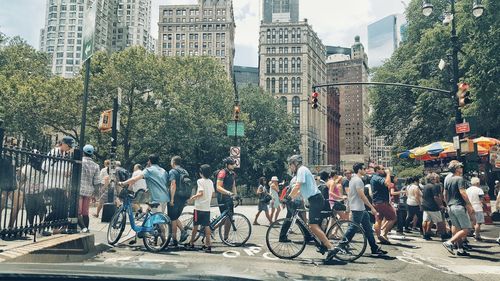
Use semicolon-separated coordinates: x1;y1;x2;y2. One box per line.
285;155;340;261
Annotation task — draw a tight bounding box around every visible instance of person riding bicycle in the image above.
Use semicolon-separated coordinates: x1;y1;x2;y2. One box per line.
216;157;238;240
284;155;341;261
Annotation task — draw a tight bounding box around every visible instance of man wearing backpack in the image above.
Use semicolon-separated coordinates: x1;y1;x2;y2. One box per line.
168;156;191;246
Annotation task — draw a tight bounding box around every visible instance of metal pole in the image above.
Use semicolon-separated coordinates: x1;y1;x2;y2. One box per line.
109;98;119;203
67;148;82;233
79;58;91;147
450;0;462;126
0;119;4;155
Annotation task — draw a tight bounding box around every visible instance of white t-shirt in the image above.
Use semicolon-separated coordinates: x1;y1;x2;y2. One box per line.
406;184;422;206
466;186;484;212
195;178;214;212
131;169;147;192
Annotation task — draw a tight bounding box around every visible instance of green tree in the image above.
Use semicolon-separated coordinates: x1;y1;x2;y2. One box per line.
237;86;300;186
369;0;499;151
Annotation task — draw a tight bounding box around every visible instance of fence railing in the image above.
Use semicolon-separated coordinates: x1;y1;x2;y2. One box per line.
0;123;81;240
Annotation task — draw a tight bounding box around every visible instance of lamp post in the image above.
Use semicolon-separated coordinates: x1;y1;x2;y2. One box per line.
421;0;485;126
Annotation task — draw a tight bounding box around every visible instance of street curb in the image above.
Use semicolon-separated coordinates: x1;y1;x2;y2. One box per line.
0;233;105;263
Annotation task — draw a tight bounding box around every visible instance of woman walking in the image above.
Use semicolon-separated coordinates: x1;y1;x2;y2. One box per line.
269;176;281;222
254;177;272;225
405;176;423;233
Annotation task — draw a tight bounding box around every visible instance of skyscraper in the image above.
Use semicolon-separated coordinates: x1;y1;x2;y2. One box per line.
327;36;370;169
367;14;406;68
259;0;327;166
262;0;299;23
157;0;236;76
40;0;154;78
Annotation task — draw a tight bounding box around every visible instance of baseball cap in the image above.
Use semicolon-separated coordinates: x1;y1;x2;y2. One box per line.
62;136;75;148
271;176;279;181
83;144;95;156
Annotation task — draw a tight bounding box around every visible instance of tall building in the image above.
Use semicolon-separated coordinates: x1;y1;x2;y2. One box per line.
369;132;392;168
327;36;370;169
367;14;406;68
262;0;299;23
233;66;259;90
327;86;341;169
157;0;236;76
259;0;327;166
40;0;154;78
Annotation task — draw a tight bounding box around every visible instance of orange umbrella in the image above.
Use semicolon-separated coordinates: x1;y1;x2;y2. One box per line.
474;137;500;149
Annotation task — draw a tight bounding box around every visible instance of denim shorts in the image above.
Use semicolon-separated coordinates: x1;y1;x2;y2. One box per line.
448;205;472;229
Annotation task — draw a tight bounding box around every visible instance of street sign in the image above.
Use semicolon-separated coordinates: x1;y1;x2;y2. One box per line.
453;136;460;150
82;2;97;62
230;146;241;158
455;122;470;134
233;157;240;168
227;121;245;137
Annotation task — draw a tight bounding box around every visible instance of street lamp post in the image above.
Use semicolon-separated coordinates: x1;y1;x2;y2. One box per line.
421;0;485;126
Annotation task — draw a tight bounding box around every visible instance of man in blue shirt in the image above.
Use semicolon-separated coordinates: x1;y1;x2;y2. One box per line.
120;154;169;213
287;155;339;261
168;156;190;246
370;165;396;244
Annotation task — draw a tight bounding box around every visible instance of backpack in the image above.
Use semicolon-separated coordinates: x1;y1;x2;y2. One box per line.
175;168;193;199
0;156;17;192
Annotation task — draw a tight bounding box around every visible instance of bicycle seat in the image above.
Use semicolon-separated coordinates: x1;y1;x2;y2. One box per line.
147;202;160;209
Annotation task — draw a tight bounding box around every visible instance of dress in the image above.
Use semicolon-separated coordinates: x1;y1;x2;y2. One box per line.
270;188;280;209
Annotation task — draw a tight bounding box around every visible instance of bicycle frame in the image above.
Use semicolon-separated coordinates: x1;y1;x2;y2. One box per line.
286;208;324;250
119;191;168;234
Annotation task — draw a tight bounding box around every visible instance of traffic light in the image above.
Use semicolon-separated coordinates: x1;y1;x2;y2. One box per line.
457;82;472;107
311;91;319;109
234;105;241;120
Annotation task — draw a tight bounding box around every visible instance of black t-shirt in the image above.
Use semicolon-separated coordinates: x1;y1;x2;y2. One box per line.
342;178;349;195
422;183;441;211
445;176;466;206
370;174;389;204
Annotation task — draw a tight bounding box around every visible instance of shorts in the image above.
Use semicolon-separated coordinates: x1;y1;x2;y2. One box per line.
474;211;485;224
258;201;269;211
194;210;210;227
448;205;472;229
307;193;324;225
218;195;234;215
423;210;444;223
168;199;187;220
374;202;396;221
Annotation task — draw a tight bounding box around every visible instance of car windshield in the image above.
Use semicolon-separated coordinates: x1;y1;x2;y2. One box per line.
1;0;499;280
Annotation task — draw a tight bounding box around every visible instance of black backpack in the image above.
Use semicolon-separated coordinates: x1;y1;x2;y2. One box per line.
175;168;193;199
0;156;17;192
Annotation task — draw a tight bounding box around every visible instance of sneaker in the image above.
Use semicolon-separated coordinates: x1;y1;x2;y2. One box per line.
184;243;195;250
404;228;412;233
496;237;500;245
203;246;212;253
442;241;455;255
456;249;470;257
325;248;340;261
179;230;189;243
423;234;432;241
171;239;179;247
462;241;472;251
316;245;328;255
81;228;90;233
370;247;388;257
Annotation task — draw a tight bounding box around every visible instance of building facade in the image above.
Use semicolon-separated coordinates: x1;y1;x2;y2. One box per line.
233;66;259;90
367;14;406;68
157;0;235;75
262;0;299;23
369;132;392;168
40;0;154;78
327;86;341;169
327;36;370;169
259;0;327;166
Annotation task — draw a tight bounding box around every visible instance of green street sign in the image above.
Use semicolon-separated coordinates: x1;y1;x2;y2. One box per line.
227;121;245;137
82;2;97;62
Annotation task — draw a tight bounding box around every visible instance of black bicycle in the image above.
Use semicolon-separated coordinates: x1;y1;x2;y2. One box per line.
266;200;367;262
178;196;252;247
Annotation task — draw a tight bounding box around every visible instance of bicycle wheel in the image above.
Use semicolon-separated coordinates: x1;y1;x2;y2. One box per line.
107;207;126;245
178;212;200;242
143;213;171;252
327;220;367;262
219;213;251;247
266;218;306;259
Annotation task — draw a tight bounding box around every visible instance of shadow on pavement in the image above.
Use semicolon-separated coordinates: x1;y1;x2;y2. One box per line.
366;255;397;261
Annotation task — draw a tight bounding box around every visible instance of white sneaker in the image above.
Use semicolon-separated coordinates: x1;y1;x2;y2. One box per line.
82;228;90;233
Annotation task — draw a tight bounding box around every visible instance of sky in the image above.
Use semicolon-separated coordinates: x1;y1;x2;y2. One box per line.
0;0;407;67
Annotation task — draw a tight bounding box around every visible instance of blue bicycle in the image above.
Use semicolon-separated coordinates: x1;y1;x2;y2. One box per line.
107;187;171;252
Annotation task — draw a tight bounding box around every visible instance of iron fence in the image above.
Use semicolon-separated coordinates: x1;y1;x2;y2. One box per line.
0;123;81;240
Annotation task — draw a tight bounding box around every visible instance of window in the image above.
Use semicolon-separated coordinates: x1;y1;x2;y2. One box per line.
284;58;288;72
292;96;300;127
271;58;276;73
280;96;287;109
296;58;301;72
266;58;270;73
291;58;296;72
266;78;271;92
291;77;296;93
278;58;283;73
296;77;301;92
271;78;276;94
279;78;283;93
284;78;288;93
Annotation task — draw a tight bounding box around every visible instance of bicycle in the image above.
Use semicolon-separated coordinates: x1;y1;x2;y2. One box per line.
265;199;367;262
107;187;171;252
178;196;252;247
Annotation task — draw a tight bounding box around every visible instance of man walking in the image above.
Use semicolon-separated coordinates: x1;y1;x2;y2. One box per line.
168;156;190;246
442;161;473;256
79;145;101;233
466;177;485;241
370;165;396;244
422;173;446;240
333;163;388;256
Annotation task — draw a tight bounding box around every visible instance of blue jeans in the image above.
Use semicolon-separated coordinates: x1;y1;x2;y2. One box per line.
343;210;378;252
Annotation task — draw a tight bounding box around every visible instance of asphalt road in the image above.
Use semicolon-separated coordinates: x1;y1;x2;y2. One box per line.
2;205;499;281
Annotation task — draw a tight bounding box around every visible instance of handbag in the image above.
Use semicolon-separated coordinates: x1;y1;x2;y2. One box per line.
260;194;272;204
